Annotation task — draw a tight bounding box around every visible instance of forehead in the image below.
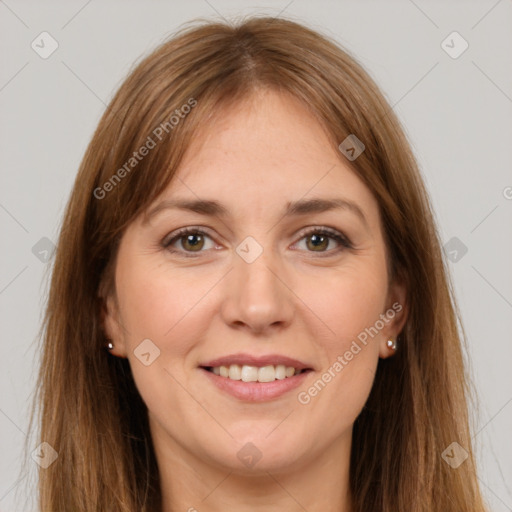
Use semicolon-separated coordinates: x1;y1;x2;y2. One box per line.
155;90;379;221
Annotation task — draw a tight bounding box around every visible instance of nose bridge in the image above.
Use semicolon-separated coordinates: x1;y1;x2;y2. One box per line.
221;236;293;332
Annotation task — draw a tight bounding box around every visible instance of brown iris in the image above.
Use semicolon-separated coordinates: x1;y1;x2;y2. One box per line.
181;233;205;252
306;233;329;251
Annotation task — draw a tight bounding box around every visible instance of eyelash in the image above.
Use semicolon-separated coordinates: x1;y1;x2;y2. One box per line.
161;226;353;258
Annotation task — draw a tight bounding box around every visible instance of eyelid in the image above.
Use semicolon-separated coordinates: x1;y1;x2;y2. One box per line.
162;226;215;246
162;226;220;257
294;225;350;242
292;225;353;252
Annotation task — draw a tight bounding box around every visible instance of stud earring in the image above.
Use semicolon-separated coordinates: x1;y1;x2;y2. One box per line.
106;340;114;351
386;338;397;351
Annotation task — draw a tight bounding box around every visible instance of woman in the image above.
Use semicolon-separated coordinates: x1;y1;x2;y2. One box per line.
32;15;489;511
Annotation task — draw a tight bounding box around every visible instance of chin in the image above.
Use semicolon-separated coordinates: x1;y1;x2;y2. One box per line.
203;430;311;475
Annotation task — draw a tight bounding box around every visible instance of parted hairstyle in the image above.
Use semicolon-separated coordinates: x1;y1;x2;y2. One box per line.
30;15;488;512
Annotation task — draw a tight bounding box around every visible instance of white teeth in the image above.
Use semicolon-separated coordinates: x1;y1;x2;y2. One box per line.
228;364;242;380
241;365;258;382
258;365;275;383
275;364;286;380
210;364;302;382
285;366;295;378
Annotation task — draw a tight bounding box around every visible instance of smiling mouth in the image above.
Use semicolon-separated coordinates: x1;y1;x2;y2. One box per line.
202;364;312;383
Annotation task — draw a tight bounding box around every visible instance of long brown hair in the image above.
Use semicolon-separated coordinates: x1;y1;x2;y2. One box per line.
31;15;488;511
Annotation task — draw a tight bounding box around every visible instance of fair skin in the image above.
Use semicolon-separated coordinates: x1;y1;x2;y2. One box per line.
103;89;407;512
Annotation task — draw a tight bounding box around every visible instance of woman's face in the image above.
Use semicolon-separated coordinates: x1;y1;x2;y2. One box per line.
103;89;406;473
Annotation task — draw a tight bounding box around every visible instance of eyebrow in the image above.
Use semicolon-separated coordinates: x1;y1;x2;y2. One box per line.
143;197;368;227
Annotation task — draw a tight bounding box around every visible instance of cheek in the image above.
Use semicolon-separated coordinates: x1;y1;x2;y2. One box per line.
294;259;387;413
114;256;222;410
297;269;386;432
306;259;388;349
114;258;215;422
115;255;217;349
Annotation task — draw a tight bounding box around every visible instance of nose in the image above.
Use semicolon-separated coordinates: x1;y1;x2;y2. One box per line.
220;245;295;335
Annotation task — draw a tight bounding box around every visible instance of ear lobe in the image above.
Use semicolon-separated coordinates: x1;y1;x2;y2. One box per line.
99;292;127;357
379;279;408;359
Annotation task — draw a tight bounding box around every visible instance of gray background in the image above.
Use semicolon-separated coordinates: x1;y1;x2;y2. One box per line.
1;1;511;510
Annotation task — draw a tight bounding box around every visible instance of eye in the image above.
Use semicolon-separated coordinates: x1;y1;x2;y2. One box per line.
162;226;352;258
293;227;352;255
162;227;217;257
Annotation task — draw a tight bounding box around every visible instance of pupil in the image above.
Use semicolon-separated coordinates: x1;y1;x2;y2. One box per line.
309;234;327;250
185;234;202;250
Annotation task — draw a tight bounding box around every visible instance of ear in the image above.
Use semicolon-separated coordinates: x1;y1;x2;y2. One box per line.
99;285;128;359
379;277;408;359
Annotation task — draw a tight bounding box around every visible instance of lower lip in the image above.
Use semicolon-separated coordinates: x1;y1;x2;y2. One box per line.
200;368;311;402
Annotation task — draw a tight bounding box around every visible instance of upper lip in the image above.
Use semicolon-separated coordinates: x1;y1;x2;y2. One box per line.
200;353;313;371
